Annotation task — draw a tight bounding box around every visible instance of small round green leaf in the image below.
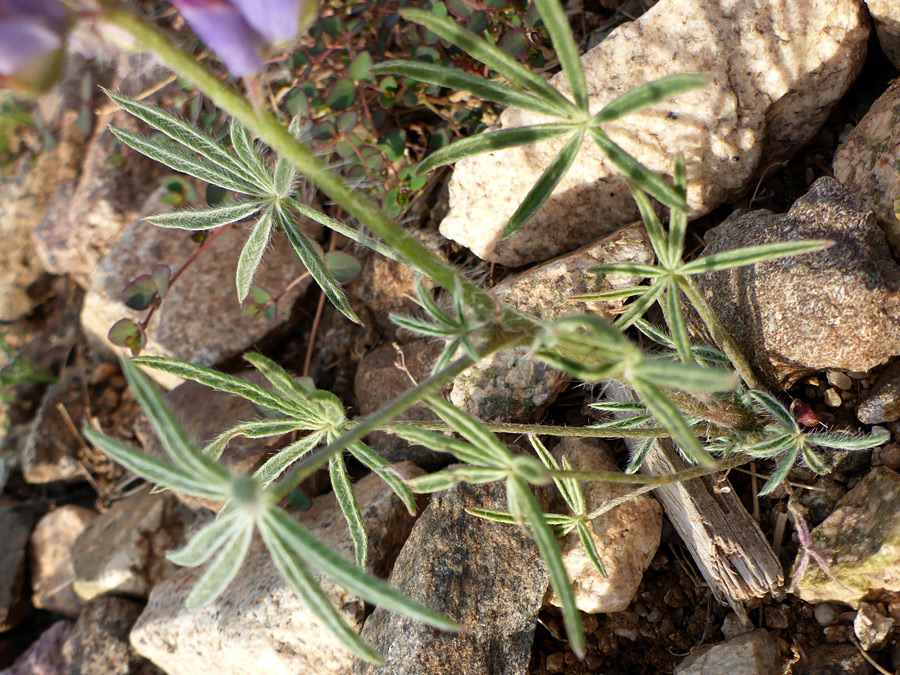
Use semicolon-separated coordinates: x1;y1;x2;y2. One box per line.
123;274;158;311
325;251;362;283
350;52;375;82
326;79;357;111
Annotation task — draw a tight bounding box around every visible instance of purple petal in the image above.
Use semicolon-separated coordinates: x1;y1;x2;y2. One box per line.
0;19;62;75
171;0;265;77
0;0;68;30
230;0;303;44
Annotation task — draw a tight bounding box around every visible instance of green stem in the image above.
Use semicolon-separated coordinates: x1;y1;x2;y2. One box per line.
382;421;727;439
583;451;751;520
98;0;498;320
679;276;761;390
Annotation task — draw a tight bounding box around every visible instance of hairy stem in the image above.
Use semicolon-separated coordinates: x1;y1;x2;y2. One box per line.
382;420;728;439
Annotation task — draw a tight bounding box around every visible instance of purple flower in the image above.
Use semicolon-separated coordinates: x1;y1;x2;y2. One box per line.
171;0;315;77
0;0;69;95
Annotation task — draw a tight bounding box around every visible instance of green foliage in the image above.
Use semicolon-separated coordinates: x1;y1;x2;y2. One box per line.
83;359;455;663
0;330;55;405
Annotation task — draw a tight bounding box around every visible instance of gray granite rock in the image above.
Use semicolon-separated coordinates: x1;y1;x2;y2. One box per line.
30;505;97;618
71;488;185;601
794;643;874;675
866;0;900;68
696;178;900;389
20;374;88;484
81;219;311;390
544;438;662;614
0;620;71;675
33;53;172;288
353;479;549;675
62;598;161;675
0;124;87;321
857;360;900;425
0;504;35;632
833;80;900;248
354;340;448;468
450;224;653;421
674;629;780;674
440;0;868;266
792;467;900;606
130;464;422;675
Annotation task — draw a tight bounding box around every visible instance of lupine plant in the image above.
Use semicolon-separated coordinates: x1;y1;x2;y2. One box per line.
12;0;887;663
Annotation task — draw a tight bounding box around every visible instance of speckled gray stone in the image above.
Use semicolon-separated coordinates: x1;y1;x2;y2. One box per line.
792;467;900;607
353;479;549;675
857;360;900;425
544;438;662;614
450;224;654;421
71;487;185;601
833;80;900;248
130;464;422;675
62;598;162;675
440;0;868;266
674;629;780;674
695;178;900;389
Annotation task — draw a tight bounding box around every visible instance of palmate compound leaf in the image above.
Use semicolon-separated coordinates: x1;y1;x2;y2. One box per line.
82;360;457;664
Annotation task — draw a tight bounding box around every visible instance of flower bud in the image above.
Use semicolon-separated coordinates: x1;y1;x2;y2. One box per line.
171;0;318;77
0;0;69;96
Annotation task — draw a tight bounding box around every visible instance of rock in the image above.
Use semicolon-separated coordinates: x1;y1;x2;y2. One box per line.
0;620;71;675
673;629;780;674
0;123;87;321
349;252;425;342
30;505;98;618
794;643;874;675
130;463;422;675
814;602;840;626
792;467;900;606
450;224;653;421
853;602;894;650
866;0;900;68
20;374;89;484
134;375;288;511
354;340;448;468
440;0;868;266
71;487;185;601
81;219;311;390
696;178;900;389
33;52;174;289
0;504;36;632
32;113;167;289
353;479;549;675
544;438;662;613
858;361;900;424
833;80;900;247
62;598;161;675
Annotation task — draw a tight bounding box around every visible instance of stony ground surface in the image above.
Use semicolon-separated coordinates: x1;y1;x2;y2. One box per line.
3;0;900;674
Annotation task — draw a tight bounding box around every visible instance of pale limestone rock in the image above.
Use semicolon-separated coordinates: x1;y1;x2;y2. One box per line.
544;438;662;614
450;224;653;421
81;221;311;390
867;0;900;68
833;80;900;247
853;602;894;650
71;488;185;601
674;629;780;674
30;505;97;617
130;464;422;675
440;0;868;266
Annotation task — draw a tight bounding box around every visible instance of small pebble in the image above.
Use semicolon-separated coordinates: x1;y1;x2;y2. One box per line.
546;652;565;673
824;388;842;407
815;602;838;626
878;443;900;472
764;603;790;629
89;362;118;386
848;371;868;380
827;371;853;390
824;625;848;642
721;612;747;640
